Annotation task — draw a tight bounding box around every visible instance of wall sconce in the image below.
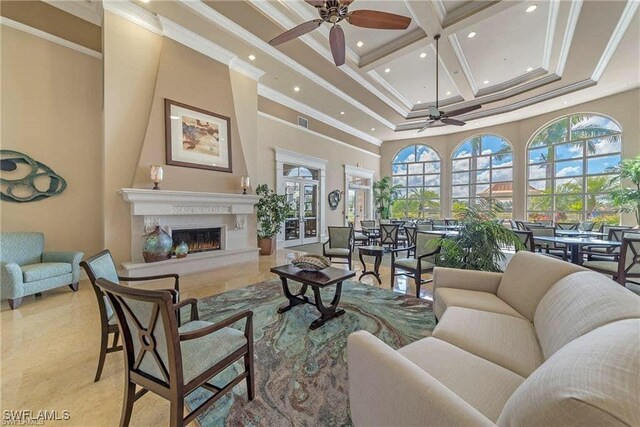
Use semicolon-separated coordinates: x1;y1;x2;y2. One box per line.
150;165;163;190
240;176;250;195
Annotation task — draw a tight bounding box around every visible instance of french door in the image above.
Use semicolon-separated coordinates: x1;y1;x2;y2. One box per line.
346;188;367;229
283;180;319;246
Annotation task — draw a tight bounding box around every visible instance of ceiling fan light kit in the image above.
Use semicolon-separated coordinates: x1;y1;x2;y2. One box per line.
268;0;411;66
418;34;481;132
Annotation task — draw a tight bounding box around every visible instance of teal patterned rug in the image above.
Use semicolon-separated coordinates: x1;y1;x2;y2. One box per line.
187;279;436;426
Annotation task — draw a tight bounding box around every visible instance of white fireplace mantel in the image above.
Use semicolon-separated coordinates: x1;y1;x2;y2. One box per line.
119;188;260;216
118;188;260;276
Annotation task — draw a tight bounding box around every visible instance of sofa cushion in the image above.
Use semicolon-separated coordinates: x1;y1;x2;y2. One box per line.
399;337;525;422
0;232;44;266
324;248;350;257
534;271;640;359
433;307;543;377
394;258;435;272
497;251;585;321
21;262;72;283
497;319;640;427
434;288;526;320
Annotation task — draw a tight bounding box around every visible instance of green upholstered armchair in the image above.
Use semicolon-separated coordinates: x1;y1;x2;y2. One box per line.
391;231;445;298
0;232;84;309
323;226;354;269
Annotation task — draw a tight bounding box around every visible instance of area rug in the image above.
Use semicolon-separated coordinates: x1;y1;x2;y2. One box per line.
187;279;436;426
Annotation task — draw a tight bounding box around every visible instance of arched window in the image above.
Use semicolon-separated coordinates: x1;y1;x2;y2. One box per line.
391;144;441;218
451;134;514;218
527;113;621;223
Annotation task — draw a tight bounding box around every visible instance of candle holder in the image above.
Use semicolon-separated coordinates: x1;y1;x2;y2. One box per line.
240;176;250;195
150;165;163;190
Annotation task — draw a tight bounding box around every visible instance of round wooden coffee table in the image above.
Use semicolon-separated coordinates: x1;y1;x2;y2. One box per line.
358;245;384;284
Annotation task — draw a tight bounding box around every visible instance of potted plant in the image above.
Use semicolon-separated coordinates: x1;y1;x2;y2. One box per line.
610;155;640;226
435;200;523;272
255;184;289;255
373;176;401;220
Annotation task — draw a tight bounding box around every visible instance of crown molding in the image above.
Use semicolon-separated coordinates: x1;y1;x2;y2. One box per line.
247;0;409;117
43;0;103;26
542;0;561;71
182;0;396;130
367;71;414;110
259;112;380;158
0;17;102;59
103;0;162;35
591;0;639;82
448;33;479;95
258;84;382;146
159;16;235;64
556;0;583;77
344;164;375;178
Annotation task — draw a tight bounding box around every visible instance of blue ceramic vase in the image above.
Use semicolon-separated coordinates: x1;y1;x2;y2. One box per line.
142;226;173;263
175;241;189;259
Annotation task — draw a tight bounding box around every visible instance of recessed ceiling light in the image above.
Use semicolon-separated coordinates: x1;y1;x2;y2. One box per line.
446;91;451;95
526;4;538;13
563;100;569;105
417;100;422;104
357;41;364;47
420;52;427;58
371;128;375;131
475;122;480;126
248;54;256;61
467;31;476;38
483;80;490;85
140;0;150;3
340;111;345;115
384;68;391;73
526;67;533;72
294;86;300;92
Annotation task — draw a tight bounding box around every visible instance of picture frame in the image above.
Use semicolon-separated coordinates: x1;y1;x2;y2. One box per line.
164;99;232;173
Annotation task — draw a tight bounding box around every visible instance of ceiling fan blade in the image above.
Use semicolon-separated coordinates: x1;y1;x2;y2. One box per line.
347;10;411;30
329;25;346;66
342;0;356;4
445;104;481;117
268;19;323;46
418;120;438;133
441;118;466;126
305;0;325;7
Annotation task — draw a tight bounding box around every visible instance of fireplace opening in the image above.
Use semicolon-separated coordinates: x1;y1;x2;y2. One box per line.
171;227;221;254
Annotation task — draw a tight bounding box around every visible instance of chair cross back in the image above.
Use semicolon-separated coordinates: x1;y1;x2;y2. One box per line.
379;224;399;248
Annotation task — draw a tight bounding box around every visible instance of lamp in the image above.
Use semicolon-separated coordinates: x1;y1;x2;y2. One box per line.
240;176;250;195
150;165;163;190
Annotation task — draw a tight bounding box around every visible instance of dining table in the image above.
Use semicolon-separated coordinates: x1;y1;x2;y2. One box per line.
533;236;621;265
553;229;607;238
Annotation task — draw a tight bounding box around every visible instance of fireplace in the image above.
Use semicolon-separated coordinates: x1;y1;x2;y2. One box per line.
171;227;221;254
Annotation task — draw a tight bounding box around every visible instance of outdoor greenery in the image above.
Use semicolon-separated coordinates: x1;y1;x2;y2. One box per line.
255;184;289;239
373;177;401;220
610;155;640;225
391;188;440;219
435;201;524;272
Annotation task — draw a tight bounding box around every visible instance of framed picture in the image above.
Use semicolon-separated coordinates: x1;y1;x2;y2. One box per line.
165;99;232;173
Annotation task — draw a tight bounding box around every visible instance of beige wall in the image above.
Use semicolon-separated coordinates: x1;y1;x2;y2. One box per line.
0;26;103;256
257;114;381;232
381;89;640;222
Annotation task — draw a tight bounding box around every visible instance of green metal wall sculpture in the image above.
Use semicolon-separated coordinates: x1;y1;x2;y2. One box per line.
0;150;67;202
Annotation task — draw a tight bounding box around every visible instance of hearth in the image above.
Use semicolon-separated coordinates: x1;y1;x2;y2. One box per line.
171;227;221;254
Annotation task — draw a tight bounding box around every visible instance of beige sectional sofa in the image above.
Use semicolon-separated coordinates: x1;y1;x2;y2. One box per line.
348;251;640;426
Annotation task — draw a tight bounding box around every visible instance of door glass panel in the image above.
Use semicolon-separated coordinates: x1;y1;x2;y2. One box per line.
284;181;300;241
346;189;356;225
303;184;317;238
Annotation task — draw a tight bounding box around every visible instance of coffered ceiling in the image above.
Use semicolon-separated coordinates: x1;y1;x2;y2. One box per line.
59;0;640;146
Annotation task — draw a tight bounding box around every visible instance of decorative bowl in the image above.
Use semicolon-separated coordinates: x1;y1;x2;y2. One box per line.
292;254;331;271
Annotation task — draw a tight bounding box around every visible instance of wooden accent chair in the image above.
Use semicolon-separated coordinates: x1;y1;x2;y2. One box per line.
81;250;181;382
323;226;354;269
403;226;418;257
583;233;640;285
348;221;369;246
580;221;596;231
379;224;400;251
391;231;445;298
415;222;434;232
95;277;254;427
513;230;535;252
583;226;631;261
528;226;568;261
556;222;579;230
360;220;378;244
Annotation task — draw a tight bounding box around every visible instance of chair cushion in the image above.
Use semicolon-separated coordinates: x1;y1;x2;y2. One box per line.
399;337;525;423
325;248;350;257
582;260;618;274
497;319;640;427
434;288;526;320
394;258;435;272
178;320;247;384
433;307;543;377
497;252;584;321
354;232;368;241
534;271;640;359
21;262;72;283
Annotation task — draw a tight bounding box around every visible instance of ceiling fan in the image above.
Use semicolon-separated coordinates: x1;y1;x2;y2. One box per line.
268;0;412;66
418;34;481;132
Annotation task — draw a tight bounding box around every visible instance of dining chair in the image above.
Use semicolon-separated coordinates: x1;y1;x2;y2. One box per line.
431;219;446;227
403;226;418;257
513;230;535;252
379;224;400;251
348;221;369;246
323;226;354;269
583;233;640;285
514;220;527;231
416;223;433;232
583;226;632;261
529;226;568;261
81;250;181;382
390;231;445;298
556;222;579;230
580;221;596;231
95;278;254;427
